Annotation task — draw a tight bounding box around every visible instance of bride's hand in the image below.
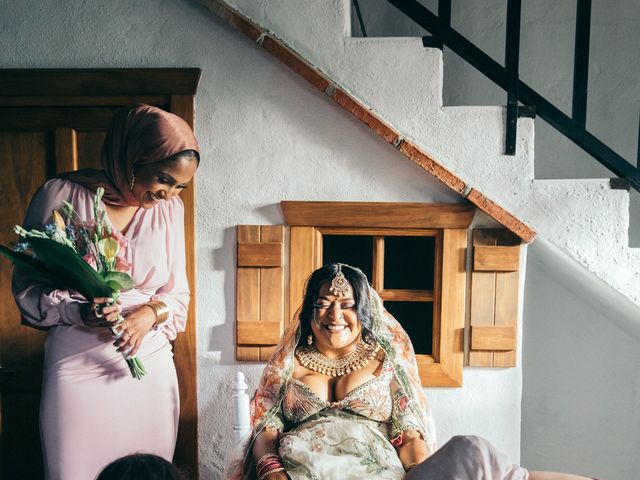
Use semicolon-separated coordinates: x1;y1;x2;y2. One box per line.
82;297;121;328
113;305;156;356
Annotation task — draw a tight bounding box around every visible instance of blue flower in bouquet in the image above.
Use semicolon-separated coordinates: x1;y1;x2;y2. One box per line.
12;241;29;253
65;224;76;241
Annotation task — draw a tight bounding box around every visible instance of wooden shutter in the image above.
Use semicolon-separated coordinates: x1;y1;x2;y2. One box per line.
236;225;287;361
468;229;521;367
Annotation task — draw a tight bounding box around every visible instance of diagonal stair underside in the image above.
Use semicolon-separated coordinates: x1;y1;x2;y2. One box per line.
199;0;640;307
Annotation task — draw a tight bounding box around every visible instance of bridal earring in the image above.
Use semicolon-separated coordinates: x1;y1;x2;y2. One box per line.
307;334;313;346
129;169;135;190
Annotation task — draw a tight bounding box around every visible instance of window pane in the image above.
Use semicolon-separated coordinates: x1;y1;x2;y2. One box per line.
384;236;435;290
322;235;373;281
383;301;433;355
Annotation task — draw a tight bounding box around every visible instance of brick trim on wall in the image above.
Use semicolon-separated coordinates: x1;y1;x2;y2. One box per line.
200;0;537;243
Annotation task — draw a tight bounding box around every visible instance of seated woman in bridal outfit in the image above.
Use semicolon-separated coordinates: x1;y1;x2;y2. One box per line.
225;263;595;480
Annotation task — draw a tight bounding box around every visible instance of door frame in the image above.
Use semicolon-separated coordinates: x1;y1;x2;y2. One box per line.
0;68;201;477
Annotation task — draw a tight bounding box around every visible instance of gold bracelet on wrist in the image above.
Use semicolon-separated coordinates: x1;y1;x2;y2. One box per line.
145;300;170;327
258;467;285;480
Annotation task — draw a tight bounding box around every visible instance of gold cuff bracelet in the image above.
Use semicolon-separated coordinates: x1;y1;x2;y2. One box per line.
146;300;170;327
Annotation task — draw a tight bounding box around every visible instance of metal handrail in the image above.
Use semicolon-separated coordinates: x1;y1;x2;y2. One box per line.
352;0;640;191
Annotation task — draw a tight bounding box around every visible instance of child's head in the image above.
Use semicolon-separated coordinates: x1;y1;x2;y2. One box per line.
96;453;185;480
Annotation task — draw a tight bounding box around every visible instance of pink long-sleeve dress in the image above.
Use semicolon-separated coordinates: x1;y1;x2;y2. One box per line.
12;178;190;480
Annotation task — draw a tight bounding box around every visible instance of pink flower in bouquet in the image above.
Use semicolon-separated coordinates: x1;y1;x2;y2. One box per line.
109;229;128;252
115;255;131;272
83;253;98;270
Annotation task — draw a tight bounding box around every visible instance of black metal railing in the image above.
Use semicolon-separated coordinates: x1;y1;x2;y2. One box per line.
352;0;640;192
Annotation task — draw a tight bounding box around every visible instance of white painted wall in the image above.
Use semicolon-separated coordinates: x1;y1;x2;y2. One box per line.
0;0;525;478
350;4;640;478
523;239;640;480
352;0;640;246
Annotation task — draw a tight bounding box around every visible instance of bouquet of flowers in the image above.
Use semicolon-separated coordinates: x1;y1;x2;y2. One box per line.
0;187;146;379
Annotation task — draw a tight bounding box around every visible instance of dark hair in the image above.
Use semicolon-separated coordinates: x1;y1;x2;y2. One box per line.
168;149;200;166
298;263;374;346
96;454;185;480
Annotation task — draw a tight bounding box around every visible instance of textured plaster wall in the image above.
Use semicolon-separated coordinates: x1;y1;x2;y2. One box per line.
220;0;640;311
353;0;640;246
352;3;640;478
0;0;525;478
522;239;640;480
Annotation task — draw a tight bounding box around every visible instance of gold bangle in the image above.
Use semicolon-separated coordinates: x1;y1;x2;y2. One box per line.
145;300;170;326
258;467;285;480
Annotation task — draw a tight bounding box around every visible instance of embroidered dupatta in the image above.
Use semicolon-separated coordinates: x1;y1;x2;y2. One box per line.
224;290;437;479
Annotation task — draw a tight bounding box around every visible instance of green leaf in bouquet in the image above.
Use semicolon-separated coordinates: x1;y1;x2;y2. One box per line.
0;245;49;273
103;271;136;291
105;280;124;292
28;236;113;300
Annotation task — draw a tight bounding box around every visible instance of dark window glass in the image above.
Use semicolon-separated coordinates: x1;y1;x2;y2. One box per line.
384;236;435;290
322;235;373;281
383;301;433;355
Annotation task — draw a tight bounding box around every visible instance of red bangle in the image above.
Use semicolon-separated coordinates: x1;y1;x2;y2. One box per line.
258;467;285;480
256;453;284;478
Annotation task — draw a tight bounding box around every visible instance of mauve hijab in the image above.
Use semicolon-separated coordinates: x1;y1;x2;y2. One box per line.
60;104;199;206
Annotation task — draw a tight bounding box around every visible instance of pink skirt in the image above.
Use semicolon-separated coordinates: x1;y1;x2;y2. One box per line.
40;325;179;480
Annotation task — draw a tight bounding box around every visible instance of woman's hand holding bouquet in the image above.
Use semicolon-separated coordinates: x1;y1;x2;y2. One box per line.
81;296;123;328
1;187;147;379
112;305;157;357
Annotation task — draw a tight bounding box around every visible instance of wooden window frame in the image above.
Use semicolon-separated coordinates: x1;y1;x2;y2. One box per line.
283;201;472;387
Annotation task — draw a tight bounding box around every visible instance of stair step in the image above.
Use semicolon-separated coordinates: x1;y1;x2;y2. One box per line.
207;0;640;307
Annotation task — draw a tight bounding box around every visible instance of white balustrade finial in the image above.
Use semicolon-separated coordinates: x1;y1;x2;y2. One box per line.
232;371;251;443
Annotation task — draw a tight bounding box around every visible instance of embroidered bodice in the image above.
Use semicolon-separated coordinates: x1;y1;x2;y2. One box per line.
283;359;394;423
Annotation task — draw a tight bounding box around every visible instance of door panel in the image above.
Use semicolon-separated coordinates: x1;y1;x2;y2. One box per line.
0;69;199;478
77;131;108;170
0;131;52;479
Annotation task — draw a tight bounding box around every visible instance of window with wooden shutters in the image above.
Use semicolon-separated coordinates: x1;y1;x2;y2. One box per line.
235;201;474;387
235;205;526;384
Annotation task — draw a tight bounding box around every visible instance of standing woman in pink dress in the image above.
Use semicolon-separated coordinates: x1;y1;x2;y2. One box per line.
11;104;199;480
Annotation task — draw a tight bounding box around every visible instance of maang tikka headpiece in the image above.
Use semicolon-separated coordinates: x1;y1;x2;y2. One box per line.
329;264;351;297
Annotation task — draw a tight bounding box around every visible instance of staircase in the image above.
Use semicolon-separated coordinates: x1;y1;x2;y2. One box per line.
199;0;640;307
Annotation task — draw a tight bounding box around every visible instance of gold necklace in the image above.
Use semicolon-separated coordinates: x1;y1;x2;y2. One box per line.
295;338;381;377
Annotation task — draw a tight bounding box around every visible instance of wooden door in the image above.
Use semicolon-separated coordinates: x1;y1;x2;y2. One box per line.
0;70;200;479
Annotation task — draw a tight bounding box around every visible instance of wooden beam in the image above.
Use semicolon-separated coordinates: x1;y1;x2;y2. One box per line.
54;127;78;174
258;226;286;361
236;226;261;361
372;236;385;291
379;289;433;302
468;229;520;367
282;201;475;229
474;245;520;271
0;69;201;96
0;96;166;107
470;325;516;351
288;227;316;327
237;242;282;267
168;93;199;478
237;321;283;345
